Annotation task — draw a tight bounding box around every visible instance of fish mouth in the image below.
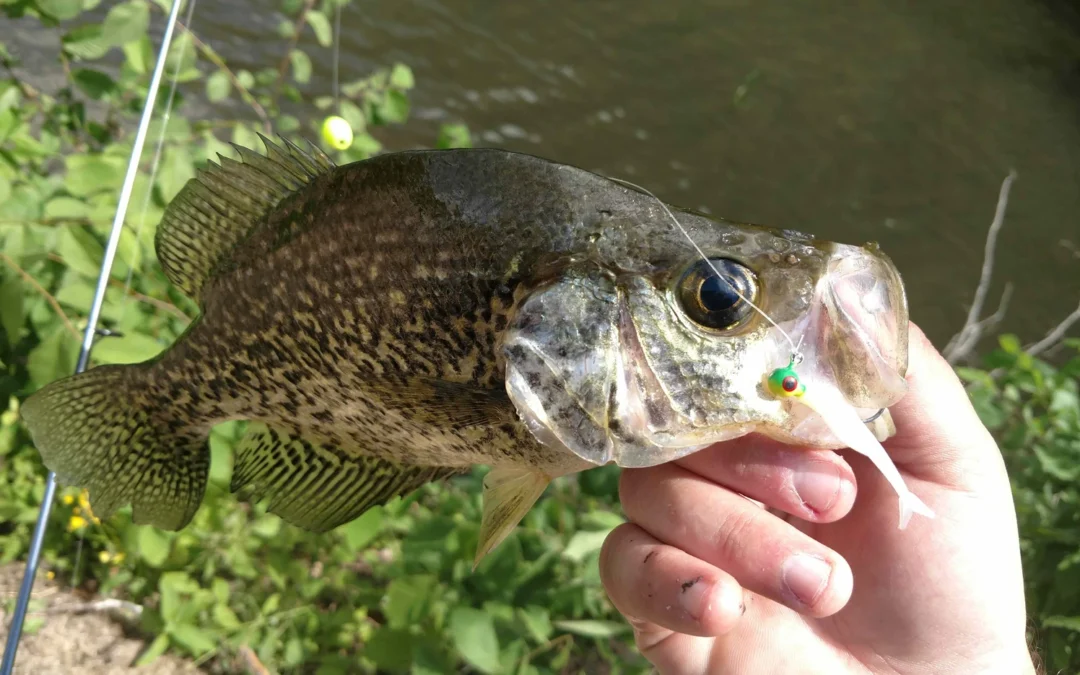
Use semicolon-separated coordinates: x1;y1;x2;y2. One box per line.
786;241;910;412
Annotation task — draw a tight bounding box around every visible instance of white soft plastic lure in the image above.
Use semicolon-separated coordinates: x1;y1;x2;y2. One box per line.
767;359;936;529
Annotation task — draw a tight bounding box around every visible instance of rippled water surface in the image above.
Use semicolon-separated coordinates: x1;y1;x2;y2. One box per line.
5;0;1080;347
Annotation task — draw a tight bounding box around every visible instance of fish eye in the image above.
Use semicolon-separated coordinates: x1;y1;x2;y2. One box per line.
676;258;758;331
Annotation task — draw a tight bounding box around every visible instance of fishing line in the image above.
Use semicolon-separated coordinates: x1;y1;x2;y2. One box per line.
70;0;200;591
332;0;342;114
607;175;803;361
118;0;200;323
609;175;891;424
0;1;188;671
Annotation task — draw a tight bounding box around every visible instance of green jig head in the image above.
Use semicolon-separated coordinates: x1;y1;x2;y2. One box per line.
767;357;805;398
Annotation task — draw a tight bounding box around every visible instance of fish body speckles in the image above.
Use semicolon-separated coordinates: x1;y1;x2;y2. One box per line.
21;136;912;564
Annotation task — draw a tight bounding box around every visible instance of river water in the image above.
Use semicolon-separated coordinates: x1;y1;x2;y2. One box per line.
5;0;1080;350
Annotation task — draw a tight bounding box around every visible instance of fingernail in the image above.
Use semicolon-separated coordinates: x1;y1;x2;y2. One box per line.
678;576;712;619
793;461;842;514
782;553;832;608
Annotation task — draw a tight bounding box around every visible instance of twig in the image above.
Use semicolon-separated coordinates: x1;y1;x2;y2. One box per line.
175;20;272;133
944;171;1018;364
972;282;1013;335
274;0;319;95
145;2;273;132
0;253;80;341
42;252;191;322
238;645;270;675
1024;300;1080;358
40;598;143;617
117;285;192;322
1;57;38;100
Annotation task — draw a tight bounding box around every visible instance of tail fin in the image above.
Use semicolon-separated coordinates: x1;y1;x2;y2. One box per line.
897;491;936;530
20;364;209;530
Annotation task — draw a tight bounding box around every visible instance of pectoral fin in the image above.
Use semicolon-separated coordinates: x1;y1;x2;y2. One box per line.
474;466;551;568
232;423;465;533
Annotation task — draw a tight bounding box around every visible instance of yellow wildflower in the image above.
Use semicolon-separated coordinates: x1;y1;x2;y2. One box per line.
62;494;74;505
78;490;101;524
98;551;111;563
113;552;125;564
67;515;87;531
46;570;55;580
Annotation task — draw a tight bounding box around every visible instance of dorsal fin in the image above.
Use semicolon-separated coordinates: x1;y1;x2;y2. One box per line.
154;134;336;304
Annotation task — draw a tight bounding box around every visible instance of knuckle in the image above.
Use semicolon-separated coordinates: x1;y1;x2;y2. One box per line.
710;507;759;562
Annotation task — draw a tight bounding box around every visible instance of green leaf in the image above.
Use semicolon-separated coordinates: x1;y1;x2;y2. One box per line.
562;528;612;562
236;69;255;89
261;593;280;615
168;623;217;656
205;71;231;103
0;274;24;349
341;507;383;549
164;32;198;83
65;153;124;197
389;63;414;90
384;574;436;629
44;196;92;220
101;0;149;47
27;327;79;389
436;123;471;149
306;10;332;47
72;68;117;100
284;637;304;666
999;334;1022;355
212;603;241;630
122;36;152;75
0;175;10;205
1034;446;1078;481
374;90;409;124
56;227;104;277
211;578;230;604
363;626;413;673
449;607;501;675
517;606;552;644
289;49;312;84
134;634;170;667
553;619;629;639
37;0;83;21
137;526;171;567
92;332;165;365
62;24;111;60
156;145;195;203
1044;616;1080;633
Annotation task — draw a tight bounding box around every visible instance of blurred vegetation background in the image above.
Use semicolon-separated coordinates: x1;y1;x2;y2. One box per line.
0;1;1078;673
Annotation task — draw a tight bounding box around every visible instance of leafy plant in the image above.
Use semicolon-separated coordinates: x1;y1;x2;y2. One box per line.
960;337;1080;673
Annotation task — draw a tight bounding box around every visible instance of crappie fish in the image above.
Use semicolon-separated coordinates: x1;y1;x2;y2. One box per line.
21;136;928;564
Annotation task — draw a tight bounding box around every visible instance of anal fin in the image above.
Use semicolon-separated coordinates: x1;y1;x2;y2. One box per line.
474;466;552;568
231;423;464;533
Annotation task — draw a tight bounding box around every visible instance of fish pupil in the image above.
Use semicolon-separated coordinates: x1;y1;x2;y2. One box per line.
782;375;798;392
699;273;740;312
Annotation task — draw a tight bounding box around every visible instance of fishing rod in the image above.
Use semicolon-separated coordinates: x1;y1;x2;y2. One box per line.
0;0;187;671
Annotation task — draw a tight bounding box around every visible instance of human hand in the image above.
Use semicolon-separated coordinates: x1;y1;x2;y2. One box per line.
599;323;1037;674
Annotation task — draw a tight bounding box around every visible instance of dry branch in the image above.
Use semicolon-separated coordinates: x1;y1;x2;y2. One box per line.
944;171;1018;364
40;598;143;617
1024;300;1080;358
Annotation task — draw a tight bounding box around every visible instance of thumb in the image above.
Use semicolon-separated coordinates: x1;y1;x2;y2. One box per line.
884;321;1006;490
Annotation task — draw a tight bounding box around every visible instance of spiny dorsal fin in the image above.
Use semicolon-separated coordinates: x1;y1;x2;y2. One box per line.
231;423;465;533
155;134;336;304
